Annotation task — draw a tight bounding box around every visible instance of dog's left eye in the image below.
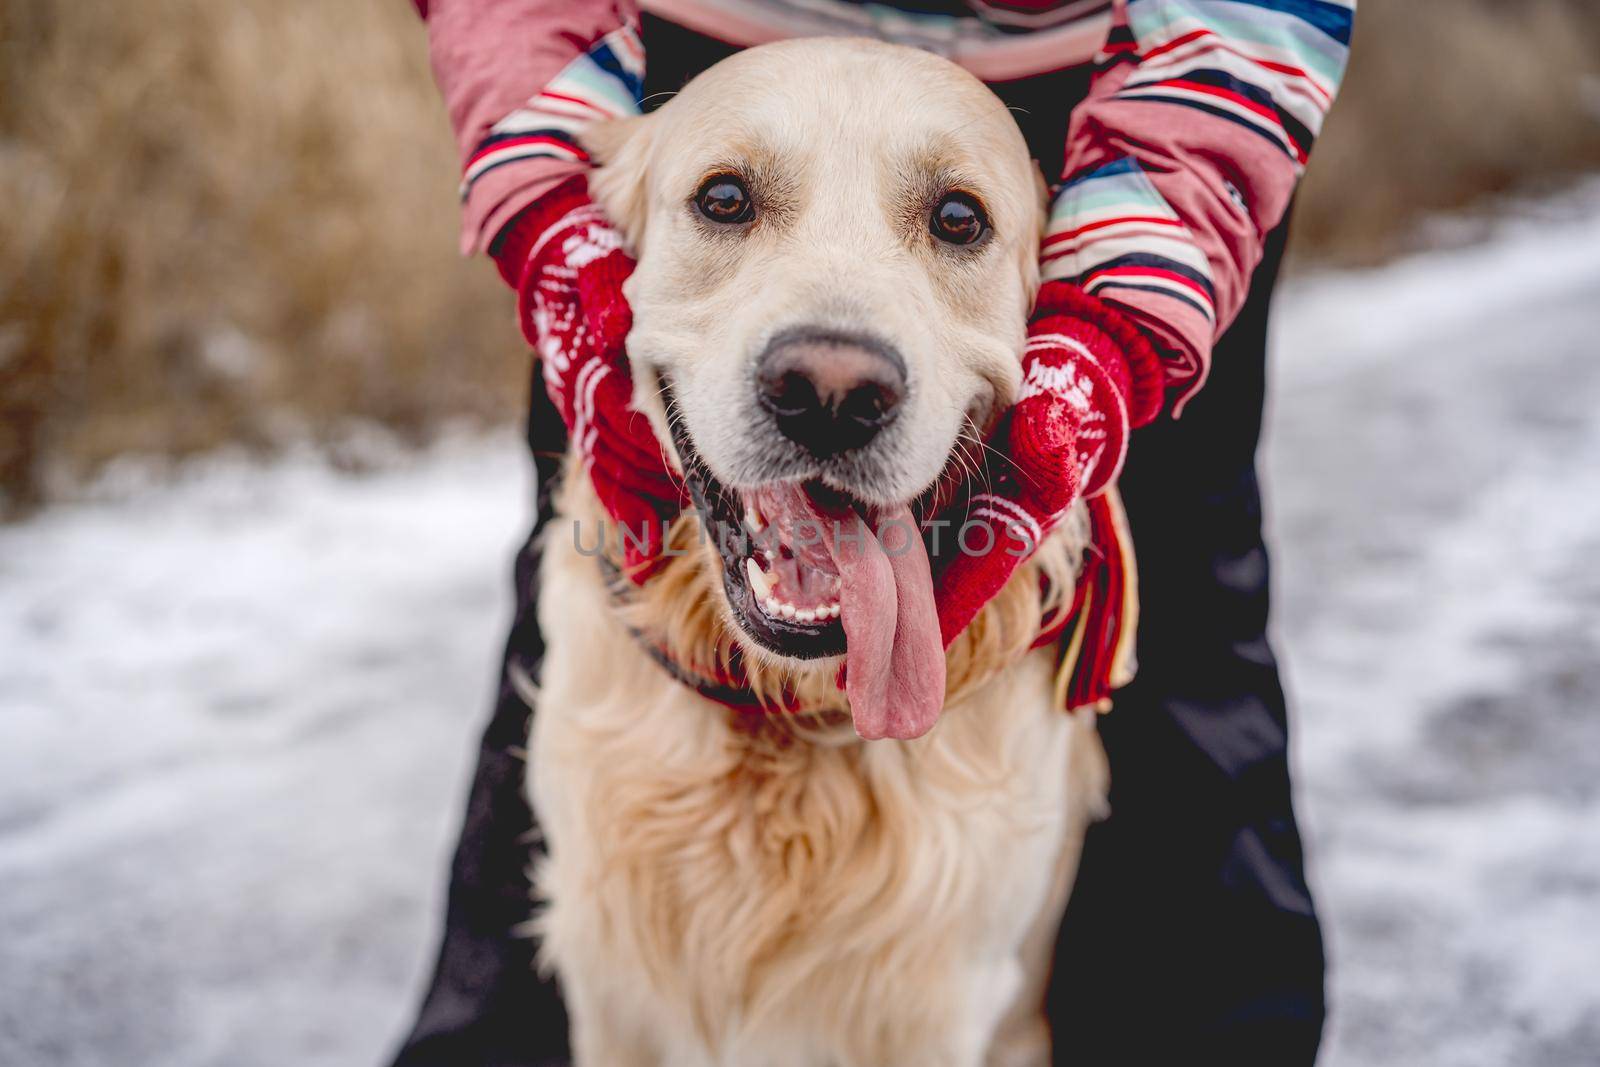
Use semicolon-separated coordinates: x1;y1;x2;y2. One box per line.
930;192;988;246
695;175;755;224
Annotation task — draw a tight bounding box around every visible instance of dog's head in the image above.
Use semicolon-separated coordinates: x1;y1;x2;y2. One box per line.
586;38;1050;737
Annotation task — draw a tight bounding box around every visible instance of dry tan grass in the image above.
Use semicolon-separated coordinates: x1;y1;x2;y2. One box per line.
1;0;1597;507
0;0;519;511
1296;0;1600;265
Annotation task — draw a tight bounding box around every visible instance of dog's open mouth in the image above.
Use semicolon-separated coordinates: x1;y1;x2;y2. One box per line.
665;385;947;739
682;465;870;664
734;482;849;651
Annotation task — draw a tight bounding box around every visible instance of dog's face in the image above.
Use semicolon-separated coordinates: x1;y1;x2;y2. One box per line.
588;39;1044;736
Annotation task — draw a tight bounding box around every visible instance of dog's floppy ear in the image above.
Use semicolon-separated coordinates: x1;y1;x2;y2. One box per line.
582;115;657;249
1021;161;1049;303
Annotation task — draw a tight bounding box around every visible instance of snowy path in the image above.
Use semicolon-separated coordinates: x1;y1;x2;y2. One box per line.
4;189;1599;1066
1268;191;1600;1066
0;445;529;1067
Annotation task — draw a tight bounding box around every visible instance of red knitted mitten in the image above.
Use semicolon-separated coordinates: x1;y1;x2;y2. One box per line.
931;281;1164;645
493;177;684;578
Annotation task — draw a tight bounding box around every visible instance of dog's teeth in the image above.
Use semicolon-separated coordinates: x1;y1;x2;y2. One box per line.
745;557;772;598
745;505;765;533
754;586;838;624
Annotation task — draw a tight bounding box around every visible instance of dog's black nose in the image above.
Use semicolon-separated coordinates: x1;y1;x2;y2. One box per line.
756;329;905;458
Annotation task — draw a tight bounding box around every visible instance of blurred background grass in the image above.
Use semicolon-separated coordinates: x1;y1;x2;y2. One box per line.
1;0;1597;513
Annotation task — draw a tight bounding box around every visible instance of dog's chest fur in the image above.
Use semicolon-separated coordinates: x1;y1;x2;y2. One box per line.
528;520;1106;1067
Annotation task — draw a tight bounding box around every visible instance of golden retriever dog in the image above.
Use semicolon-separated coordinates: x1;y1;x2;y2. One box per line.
529;37;1110;1067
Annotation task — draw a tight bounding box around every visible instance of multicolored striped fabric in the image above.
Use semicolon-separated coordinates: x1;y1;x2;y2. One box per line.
421;0;1353;407
1043;156;1216;329
1120;0;1349;165
1047;0;1353;407
459;23;645;205
639;0;1114;80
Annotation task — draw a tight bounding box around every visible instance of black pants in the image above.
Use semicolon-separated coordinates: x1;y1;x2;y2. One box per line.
390;19;1323;1067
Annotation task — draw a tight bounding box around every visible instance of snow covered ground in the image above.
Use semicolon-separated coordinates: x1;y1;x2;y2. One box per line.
1267;188;1600;1066
3;187;1599;1066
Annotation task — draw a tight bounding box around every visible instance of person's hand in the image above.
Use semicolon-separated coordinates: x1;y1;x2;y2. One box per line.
1017;281;1166;500
494;176;683;577
931;281;1164;645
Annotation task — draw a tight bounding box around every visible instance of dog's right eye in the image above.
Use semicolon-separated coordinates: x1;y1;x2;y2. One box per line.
930;191;987;246
695;175;755;224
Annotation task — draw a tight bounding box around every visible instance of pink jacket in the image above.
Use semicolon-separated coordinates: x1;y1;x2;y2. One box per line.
416;0;1353;410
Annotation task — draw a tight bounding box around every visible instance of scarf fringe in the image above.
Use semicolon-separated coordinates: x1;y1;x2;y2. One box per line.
1049;489;1139;714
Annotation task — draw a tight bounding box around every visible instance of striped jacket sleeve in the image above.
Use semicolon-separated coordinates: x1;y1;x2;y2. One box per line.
418;0;644;254
1045;0;1354;412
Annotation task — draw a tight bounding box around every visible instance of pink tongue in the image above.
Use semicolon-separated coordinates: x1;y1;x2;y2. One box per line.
811;498;946;740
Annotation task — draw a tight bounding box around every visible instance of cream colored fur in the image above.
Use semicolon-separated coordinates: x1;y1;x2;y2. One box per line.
527;38;1111;1066
586;38;1046;507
